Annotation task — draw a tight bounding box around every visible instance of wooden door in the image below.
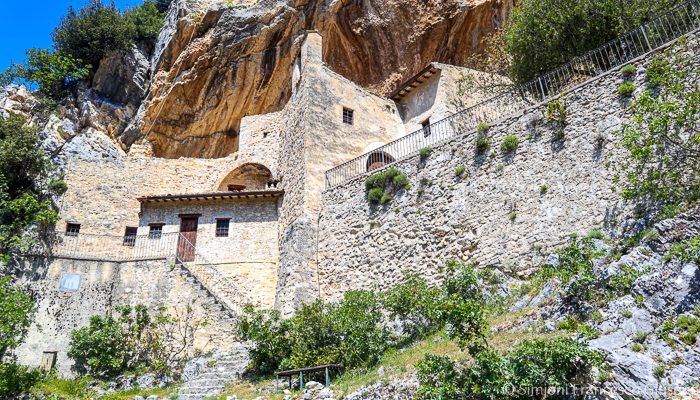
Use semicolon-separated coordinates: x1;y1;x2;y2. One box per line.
177;217;199;262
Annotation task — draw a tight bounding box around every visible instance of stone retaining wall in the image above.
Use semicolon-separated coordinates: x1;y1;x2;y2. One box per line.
317;33;699;299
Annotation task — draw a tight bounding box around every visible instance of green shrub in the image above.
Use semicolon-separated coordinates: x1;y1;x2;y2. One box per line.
539;184;549;194
621;64;637;78
392;173;410;189
28;375;93;399
545;99;567;125
1;49;90;101
367;187;384;204
622;309;633;318
69;305;200;378
500;135;519;154
653;365;666;380
503;0;674;83
607;265;650;297
676;315;700;345
665;236;700;265
379;193;393;205
0;276;36;360
646;55;671;89
381;273;443;343
454;165;466;177
0;362;43;398
419;147;433;159
631;342;644;352
124;0;166;44
475;134;491;156
477;122;491;134
415;355;462;400
617;81;635;97
236;305;291;374
364;167;409;205
442;261;487;351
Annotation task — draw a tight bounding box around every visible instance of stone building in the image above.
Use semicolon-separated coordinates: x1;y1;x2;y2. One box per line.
17;30;516;373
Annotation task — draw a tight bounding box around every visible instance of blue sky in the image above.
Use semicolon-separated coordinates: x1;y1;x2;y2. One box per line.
0;0;143;72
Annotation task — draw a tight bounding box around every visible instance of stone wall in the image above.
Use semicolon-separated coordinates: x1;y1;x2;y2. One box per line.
273;32;407;313
15;257;237;376
317;34;699;299
59;155;239;237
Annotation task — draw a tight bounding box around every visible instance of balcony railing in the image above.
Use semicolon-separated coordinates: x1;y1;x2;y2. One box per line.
50;231;179;262
324;0;700;188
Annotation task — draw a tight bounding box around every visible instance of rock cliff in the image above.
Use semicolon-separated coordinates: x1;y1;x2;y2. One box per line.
123;0;514;158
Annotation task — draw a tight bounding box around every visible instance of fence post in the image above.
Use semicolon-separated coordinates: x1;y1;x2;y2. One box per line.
640;26;653;51
537;77;546;100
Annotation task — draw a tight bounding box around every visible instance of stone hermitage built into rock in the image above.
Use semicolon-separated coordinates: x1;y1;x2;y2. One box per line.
15;28;690;374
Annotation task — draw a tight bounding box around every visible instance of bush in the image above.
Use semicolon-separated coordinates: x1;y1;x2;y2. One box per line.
503;0;675;83
1;48;89;101
364;167;409;205
415;355;462;400
617;81;635;97
621;64;637;78
500;135;519;154
419;147;433;159
0;362;43;398
124;0;166;44
52;0;135;70
477;122;491;134
69;305;204;378
475;133;491;155
367;187;384;204
0;276;36;360
236;305;291;374
539;184;549;194
382;273;443;343
454;165;466;177
545;99;567;125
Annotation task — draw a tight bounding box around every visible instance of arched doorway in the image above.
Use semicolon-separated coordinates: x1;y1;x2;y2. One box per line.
366;151;396;171
218;163;273;191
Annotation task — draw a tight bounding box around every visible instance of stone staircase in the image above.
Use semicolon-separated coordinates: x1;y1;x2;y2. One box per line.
178;346;251;400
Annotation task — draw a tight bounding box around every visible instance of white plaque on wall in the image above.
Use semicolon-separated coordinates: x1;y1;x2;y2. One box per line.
59;273;81;292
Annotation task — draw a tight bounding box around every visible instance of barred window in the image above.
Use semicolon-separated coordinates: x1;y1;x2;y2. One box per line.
216;219;230;237
342;107;354;125
123;227;137;247
66;223;81;237
149;224;163;239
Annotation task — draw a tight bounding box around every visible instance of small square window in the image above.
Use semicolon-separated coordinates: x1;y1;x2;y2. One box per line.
216;219;230;237
149;224;163;239
421;119;431;137
59;273;81;292
65;223;80;237
123;227;138;247
342;107;354;125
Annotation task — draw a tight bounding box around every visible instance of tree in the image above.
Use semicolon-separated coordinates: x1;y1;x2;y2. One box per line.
0;48;89;101
503;0;675;83
615;40;700;211
0;114;61;263
52;0;135;70
125;0;168;44
0;276;35;361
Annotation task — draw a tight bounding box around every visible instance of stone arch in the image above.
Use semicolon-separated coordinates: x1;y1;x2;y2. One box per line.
218;163;273;191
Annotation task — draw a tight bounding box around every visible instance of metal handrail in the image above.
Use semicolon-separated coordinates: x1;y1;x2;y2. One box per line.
175;233;248;316
324;0;700;188
49;231;180;261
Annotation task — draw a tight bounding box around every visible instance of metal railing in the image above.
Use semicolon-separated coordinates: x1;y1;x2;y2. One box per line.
47;230;248;316
175;234;249;315
51;231;179;261
324;0;700;188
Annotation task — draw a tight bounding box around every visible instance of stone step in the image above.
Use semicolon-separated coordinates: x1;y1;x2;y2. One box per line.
183;377;234;387
178;394;209;400
179;385;226;395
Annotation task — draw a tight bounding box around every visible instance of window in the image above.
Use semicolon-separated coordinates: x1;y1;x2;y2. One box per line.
421;118;431;137
123;227;138;246
149;224;164;239
65;223;80;237
216;219;230;237
342;107;354;125
59;273;81;292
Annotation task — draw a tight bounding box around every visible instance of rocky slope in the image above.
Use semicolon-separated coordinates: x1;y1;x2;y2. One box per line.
114;0;514;158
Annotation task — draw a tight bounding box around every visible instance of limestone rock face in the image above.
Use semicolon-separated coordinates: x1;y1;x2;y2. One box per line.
128;0;514;158
92;46;151;106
